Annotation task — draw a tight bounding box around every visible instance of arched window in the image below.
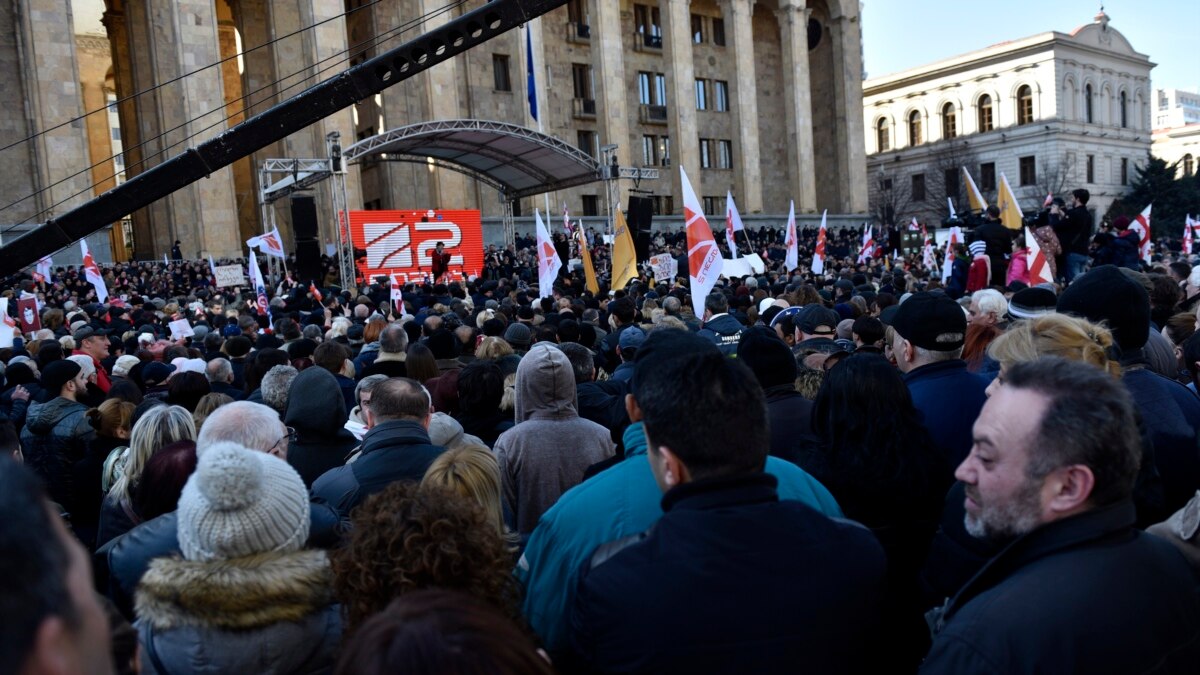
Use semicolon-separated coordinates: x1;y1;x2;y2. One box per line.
978;94;994;132
1016;85;1033;125
1119;91;1128;128
1185;154;1195;178
908;110;923;146
942;103;957;139
1085;84;1094;123
876;118;890;152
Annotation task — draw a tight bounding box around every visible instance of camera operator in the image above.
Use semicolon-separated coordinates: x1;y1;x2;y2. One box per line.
1053;189;1093;282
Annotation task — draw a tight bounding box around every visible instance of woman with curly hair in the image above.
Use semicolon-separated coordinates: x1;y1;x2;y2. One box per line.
331;482;521;634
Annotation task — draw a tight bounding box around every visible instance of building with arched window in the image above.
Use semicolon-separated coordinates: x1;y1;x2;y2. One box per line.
1152;89;1200;178
863;9;1152;224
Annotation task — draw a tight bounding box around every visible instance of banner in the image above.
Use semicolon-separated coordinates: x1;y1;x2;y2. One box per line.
213;264;246;288
349;209;484;285
17;296;40;334
649;253;678;284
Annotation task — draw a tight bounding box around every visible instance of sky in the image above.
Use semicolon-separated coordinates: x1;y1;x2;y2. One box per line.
861;0;1200;91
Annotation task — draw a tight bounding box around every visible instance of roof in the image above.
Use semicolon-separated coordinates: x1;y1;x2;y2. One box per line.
342;119;604;200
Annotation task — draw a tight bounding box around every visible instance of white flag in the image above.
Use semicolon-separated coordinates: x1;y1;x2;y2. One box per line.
812;210;828;275
941;226;962;284
725;190;744;259
948;198;957;220
534;209;562;299
784;200;798;272
208;255;217;277
857;226;875;264
248;250;270;318
247;227;286;259
34;256;52;283
81;240;108;303
680;167;723;317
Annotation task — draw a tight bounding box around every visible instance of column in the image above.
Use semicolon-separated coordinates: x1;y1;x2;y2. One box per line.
420;0;469;209
593;0;629;165
829;5;868;213
777;0;817;213
725;0;762;213
663;0;698;213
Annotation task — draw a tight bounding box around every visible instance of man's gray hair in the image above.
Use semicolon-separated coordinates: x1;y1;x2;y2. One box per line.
355;373;389;406
914;345;963;363
260;365;299;416
663;296;682;315
197;400;284;454
302;324;324;341
205;357;233;384
972;288;1008;320
379;323;409;354
556;342;596;385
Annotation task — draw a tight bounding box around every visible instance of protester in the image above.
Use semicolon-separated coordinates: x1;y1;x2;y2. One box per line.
20;359;96;512
284;366;358;488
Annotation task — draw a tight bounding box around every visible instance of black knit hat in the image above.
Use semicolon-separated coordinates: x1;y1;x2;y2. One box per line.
631;329;718;394
41;360;82;396
737;327;797;389
1057;265;1149;352
1007;287;1057;321
891;292;966;351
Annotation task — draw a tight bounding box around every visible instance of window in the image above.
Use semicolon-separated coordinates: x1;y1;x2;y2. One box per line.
876;118;890;152
1085;84;1094;123
577;130;598;159
978;94;994;132
908;110;922;146
717;140;733;169
572;63;593;100
659;136;670;166
1086;154;1095;183
691;14;704;43
650;196;674;215
634;4;662;48
642;135;657;166
567;0;588;27
638;72;652;104
695;79;708;110
703;196;722;215
1185;154;1195;178
944;168;959;201
364;198;382;210
699;138;714;169
1016;85;1033;125
492;55;511;91
942;103;957;139
912;173;926;202
714;81;729;112
1119;91;1128;128
656;73;667;107
980;162;996;191
712;18;726;46
1121;157;1129;186
581;195;599;217
1019;156;1037;186
111;127;122;141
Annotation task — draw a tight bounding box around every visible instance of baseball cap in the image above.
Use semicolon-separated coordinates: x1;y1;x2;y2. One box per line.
890;292;966;351
618;326;647;351
795;304;840;337
72;325;107;343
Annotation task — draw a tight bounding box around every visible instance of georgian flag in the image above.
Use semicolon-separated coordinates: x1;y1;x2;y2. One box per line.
784;200;798;272
941;226;962;284
812;210;828;275
389;275;404;314
908;217;920;231
534;209;562;300
1130;203;1152;263
247;227;286;259
1026;227;1053;285
725;190;744;259
81;240;108;303
680;167;723;317
33;256;52;283
1044;193;1054;208
857;225;875;264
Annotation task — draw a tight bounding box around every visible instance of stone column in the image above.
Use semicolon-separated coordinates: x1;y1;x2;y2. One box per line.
420;0;469;210
593;0;630;166
663;0;698;213
375;0;435;211
829;3;868;213
725;0;762;213
777;0;817;213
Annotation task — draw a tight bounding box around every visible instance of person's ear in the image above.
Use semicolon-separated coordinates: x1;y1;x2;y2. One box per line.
31;615;74;675
624;393;643;423
1044;464;1096;516
656;446;689;488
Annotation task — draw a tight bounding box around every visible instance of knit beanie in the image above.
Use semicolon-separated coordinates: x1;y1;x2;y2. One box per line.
176;441;310;562
737;327;797;389
1057;265;1150;352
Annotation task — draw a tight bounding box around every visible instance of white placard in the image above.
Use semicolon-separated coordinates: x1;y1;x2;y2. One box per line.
169;319;195;341
648;253;679;283
213;264;245;288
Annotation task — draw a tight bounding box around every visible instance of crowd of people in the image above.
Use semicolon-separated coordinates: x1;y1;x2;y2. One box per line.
3;190;1200;674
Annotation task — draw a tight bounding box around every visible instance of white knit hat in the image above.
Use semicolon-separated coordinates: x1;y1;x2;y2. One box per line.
176;441;310;562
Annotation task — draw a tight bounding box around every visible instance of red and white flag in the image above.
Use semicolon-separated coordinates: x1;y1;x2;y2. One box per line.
389;274;404;314
680;167;723;317
857;225;875;264
1130;203;1152;263
922;225;935;269
81;240;108;303
248;250;270;318
33;256;52;283
908;217;920;231
784;200;798;272
562;203;572;236
812;210;828;275
725;190;744;259
1026;227;1053;285
1043;193;1054;208
941;226;962;284
534;209;562;300
247;227;286;259
309;283;323;303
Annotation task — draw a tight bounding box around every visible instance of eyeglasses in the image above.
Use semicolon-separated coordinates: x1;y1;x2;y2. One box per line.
273;426;297;450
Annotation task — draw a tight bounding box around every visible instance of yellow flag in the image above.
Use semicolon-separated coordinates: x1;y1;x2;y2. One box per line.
577;226;600;295
996;172;1024;231
962;166;988;212
611;208;638;290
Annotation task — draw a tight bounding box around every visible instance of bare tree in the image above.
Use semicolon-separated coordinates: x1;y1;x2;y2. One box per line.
868;165;913;227
1031;154;1077;204
926;140;981;222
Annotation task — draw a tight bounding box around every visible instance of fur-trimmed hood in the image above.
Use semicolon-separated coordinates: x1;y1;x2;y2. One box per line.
136;549;334;631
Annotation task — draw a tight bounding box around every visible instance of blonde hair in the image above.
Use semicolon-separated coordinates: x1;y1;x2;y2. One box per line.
987;314;1121;378
422;444;513;543
108;404;196;503
86;399;135;438
476;336;514;360
193;392;235;432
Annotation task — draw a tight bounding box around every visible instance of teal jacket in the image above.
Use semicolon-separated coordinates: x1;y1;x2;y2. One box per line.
516;422;842;653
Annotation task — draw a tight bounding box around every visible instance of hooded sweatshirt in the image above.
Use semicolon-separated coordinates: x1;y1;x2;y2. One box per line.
284;368;359;488
494;343;615;535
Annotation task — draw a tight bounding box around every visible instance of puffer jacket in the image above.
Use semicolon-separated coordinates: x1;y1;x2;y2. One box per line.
20;396;95;510
135;549;340;675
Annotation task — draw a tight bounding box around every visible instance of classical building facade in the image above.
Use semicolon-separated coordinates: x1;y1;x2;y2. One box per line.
1152;88;1200;179
0;0;869;264
862;10;1153;226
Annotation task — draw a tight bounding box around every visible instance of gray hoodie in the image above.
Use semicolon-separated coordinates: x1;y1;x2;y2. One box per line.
494;343;615;535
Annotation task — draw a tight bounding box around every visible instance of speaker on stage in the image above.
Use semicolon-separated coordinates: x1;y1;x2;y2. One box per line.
627;196;653;263
290;195;321;284
290;195;319;240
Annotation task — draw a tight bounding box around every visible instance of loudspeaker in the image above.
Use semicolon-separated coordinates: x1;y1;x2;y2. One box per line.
295;240;323;285
627;196;654;262
290;195;319;241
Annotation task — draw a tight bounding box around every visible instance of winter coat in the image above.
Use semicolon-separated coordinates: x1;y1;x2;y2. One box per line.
576;379;631;450
310;419;444;521
516;422;842;656
284;368;359;488
1123;367;1200;514
20;396;96;509
697;314;746;356
494;343;615;535
351;341;380;376
972;221;1014;282
966;256;991;293
904;360;988;469
96;494;141;551
207;381;245;401
1054;204;1093;255
1005;249;1029;286
569;473;886;674
135;549;341;675
356;351;406;380
921;501;1200;674
763;384;816;467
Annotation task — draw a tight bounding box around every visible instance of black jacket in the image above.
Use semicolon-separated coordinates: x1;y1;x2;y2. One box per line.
208;381;245;401
1123;366;1200;514
971;221;1014;284
309;419;444;520
570;473;887;674
697;314;746;357
922;501;1200;674
763;384;815;467
284;367;359;488
1054;204;1093;255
